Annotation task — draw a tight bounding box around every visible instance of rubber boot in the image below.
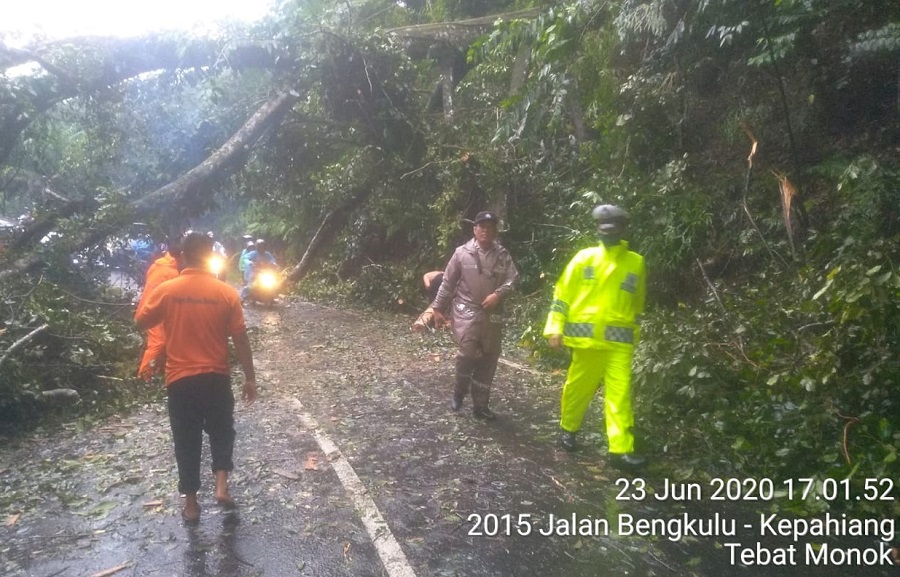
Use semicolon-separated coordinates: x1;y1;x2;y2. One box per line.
454;357;475;411
471;352;499;419
559;429;578;452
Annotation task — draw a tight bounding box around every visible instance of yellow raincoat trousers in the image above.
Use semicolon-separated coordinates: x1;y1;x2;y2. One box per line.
543;241;646;454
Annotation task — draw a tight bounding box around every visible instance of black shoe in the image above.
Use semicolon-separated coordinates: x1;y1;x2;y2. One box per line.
472;407;496;421
609;453;647;469
558;430;578;452
451;395;463;411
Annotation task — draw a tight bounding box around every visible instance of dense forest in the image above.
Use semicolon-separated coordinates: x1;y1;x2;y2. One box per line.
1;0;898;519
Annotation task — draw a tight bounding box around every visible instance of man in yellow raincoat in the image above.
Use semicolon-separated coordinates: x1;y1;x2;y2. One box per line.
544;204;647;468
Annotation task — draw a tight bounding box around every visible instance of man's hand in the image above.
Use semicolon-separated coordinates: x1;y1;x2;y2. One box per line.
481;292;500;310
547;334;563;349
137;357;163;381
242;378;257;406
432;309;448;328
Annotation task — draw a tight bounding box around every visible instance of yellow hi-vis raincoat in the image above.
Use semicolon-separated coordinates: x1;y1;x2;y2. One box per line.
543;241;646;454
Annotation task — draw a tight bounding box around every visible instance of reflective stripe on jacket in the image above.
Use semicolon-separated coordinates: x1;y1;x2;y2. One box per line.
543;241;645;350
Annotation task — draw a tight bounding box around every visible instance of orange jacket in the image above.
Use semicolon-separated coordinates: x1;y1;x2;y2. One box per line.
134;268;246;386
136;253;179;380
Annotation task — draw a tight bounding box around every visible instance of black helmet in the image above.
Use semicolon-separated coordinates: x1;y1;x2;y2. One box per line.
592;204;629;235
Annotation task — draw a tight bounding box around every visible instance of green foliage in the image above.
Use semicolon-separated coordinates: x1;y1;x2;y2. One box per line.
630;151;900;514
846;22;900;61
467;4;587;157
0;272;152;435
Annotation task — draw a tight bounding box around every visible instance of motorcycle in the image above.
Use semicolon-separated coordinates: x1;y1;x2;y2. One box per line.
245;262;281;305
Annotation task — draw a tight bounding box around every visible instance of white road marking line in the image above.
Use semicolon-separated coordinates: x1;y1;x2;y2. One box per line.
290;398;418;577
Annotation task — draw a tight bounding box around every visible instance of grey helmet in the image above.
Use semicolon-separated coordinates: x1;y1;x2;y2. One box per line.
592;204;629;235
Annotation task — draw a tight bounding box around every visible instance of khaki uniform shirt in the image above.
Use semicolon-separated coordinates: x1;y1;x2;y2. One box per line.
432;238;518;351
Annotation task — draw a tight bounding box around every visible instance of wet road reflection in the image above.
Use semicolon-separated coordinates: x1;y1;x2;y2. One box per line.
184;512;247;576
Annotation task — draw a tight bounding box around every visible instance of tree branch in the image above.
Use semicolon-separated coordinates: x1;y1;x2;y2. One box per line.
0;324;49;372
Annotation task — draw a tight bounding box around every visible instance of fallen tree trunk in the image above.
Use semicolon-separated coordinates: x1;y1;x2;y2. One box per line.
133;90;300;211
286;186;376;284
1;90;300;279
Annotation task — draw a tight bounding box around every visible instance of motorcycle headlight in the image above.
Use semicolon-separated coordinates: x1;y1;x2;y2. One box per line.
258;271;278;289
209;255;224;274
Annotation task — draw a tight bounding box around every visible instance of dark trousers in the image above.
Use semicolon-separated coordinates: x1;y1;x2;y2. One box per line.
455;351;501;409
166;373;235;495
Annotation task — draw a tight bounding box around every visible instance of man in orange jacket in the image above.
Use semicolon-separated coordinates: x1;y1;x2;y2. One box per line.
135;231;256;522
136;239;182;380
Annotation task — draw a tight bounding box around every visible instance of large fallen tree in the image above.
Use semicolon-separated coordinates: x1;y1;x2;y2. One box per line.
0;36;299;168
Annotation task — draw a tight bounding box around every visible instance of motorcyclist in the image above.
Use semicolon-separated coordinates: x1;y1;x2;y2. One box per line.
238;240;255;285
207;231;227;257
206;232;228;279
240;239;277;302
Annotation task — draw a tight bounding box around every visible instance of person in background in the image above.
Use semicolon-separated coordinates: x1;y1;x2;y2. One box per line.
136;238;182;380
543;204;647;469
241;239;277;302
431;211;518;420
135;231;257;523
238;240;255;285
208;231;227;258
412;270;444;332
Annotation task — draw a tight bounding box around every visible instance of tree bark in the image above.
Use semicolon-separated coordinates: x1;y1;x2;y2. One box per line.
286;186;376;284
132;90;300;211
0;90;300;278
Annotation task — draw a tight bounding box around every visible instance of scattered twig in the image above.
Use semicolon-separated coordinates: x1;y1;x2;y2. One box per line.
400;160;450;180
696;260;757;366
89;562;132;577
0;323;49;371
498;358;541;375
647;551;677;572
695;259;726;314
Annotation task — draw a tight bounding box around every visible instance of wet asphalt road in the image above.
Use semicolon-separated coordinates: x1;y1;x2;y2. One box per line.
1;299;897;577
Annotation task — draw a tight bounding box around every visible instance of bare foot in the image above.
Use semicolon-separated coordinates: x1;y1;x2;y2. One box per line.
214;470;234;507
182;493;200;522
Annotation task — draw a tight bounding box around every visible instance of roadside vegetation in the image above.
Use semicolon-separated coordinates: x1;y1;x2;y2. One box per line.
1;0;897;522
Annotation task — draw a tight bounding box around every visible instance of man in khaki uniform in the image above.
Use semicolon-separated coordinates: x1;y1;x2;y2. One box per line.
432;211;518;420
